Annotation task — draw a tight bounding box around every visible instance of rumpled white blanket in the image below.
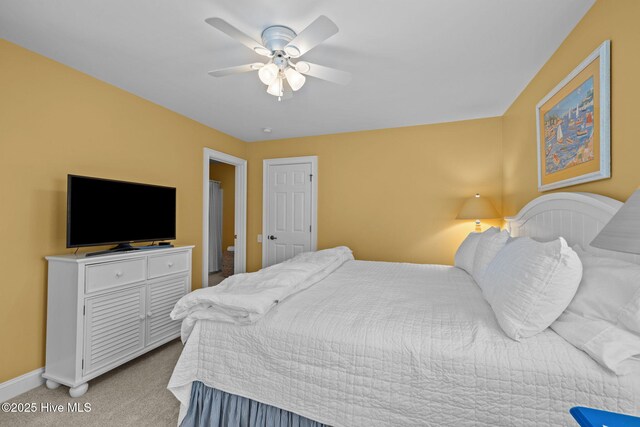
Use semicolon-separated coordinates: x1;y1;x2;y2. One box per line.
170;246;353;340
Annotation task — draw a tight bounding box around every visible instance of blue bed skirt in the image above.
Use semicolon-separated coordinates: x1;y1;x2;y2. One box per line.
181;381;328;427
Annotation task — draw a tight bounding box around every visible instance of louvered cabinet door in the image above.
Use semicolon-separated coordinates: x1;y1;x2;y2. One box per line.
83;286;145;375
145;275;188;346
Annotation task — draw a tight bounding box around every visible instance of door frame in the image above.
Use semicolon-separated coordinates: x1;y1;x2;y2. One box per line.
262;156;318;268
202;148;247;287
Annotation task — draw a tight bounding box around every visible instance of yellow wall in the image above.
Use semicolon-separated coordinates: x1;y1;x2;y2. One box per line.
502;0;640;215
0;39;246;382
247;118;504;271
209;161;236;250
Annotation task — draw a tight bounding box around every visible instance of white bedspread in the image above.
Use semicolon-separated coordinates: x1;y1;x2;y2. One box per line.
168;260;640;426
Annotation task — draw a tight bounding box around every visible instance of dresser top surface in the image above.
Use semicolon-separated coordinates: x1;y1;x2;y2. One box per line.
46;245;194;264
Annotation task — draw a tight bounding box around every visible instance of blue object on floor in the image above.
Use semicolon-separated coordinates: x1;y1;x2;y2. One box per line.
570;406;640;427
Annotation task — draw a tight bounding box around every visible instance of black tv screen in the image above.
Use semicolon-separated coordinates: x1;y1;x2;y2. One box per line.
67;175;176;248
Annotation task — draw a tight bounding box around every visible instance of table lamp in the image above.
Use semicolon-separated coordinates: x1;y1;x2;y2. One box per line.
457;193;500;232
591;188;640;254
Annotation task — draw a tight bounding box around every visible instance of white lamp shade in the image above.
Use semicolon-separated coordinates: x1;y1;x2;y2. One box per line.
258;63;279;85
284;67;306;91
591;188;640;254
267;76;283;97
456;193;500;220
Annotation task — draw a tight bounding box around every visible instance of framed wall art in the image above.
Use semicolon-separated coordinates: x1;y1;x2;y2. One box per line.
536;40;610;192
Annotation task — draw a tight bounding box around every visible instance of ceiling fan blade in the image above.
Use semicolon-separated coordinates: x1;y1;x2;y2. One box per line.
205;17;271;56
284;15;338;57
208;63;263;77
296;62;351;85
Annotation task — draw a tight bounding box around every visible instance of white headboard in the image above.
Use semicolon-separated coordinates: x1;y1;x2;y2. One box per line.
505;192;639;264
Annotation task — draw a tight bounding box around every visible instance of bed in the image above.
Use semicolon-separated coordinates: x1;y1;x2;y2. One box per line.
168;192;640;426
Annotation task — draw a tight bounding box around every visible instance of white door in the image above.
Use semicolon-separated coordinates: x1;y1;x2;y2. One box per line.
264;158;316;267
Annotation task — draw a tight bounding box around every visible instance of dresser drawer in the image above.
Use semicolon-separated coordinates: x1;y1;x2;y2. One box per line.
148;251;189;279
85;258;146;294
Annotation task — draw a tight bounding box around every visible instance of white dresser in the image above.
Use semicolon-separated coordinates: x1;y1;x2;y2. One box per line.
43;246;193;397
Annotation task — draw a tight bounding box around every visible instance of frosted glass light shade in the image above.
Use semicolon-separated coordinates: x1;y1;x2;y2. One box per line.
456;193;500;220
284;67;306;91
258;63;279;85
267;76;283;97
591;188;640;254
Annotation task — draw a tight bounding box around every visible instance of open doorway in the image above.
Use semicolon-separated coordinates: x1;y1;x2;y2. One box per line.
208;160;236;286
202;148;246;287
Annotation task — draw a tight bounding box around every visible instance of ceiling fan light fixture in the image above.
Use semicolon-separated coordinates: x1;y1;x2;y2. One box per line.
267;76;283;97
206;16;351;99
294;61;311;74
284;67;306;91
258;63;279;85
284;45;301;57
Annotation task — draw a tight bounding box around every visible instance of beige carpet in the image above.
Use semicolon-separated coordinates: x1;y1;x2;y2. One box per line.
1;339;183;426
208;271;226;287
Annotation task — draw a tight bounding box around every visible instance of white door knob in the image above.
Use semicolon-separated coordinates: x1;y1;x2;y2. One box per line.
147;311;153;317
115;271;123;278
139;314;145;320
168;262;174;267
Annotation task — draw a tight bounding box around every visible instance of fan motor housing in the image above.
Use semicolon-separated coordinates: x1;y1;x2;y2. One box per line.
261;25;296;53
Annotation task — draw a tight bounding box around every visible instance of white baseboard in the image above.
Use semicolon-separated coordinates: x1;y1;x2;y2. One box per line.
0;368;45;403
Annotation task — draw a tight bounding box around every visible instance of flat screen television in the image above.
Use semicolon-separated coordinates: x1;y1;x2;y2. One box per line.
67;175;176;251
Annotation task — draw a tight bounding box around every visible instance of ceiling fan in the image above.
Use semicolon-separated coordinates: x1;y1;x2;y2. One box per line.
206;16;351;101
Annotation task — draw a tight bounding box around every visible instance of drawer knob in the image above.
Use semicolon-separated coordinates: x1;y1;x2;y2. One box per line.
115;271;123;278
139;314;145;321
147;311;153;317
167;262;174;268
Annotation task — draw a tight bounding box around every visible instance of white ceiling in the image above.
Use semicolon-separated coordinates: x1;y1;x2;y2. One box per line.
0;0;595;142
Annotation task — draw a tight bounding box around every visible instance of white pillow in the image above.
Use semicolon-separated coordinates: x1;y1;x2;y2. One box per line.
481;237;582;341
551;247;640;374
620;291;640;334
471;229;509;284
454;227;498;275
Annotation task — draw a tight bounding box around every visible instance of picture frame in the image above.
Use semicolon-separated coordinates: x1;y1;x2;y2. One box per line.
536;40;610;192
